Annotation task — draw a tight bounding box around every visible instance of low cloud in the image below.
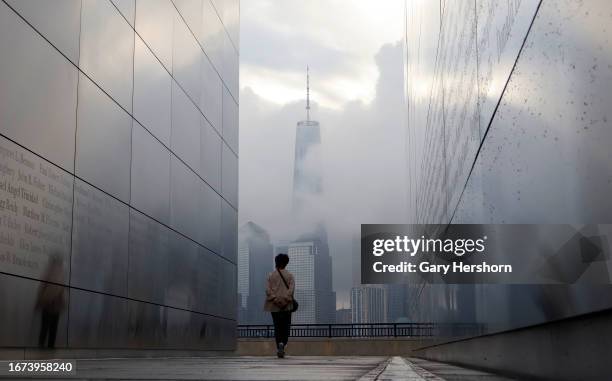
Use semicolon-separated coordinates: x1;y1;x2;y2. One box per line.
240;0;404;108
239;41;408;306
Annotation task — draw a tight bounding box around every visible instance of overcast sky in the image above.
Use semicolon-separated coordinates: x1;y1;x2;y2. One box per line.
239;0;408;306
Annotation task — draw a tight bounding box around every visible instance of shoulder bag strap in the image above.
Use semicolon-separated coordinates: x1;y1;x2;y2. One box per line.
277;269;290;289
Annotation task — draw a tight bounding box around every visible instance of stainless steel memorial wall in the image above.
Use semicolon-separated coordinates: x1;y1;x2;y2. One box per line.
0;0;238;351
404;0;612;336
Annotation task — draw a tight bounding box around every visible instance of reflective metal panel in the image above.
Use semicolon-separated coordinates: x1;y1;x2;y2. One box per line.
128;209;170;305
458;0;612;224
440;1;480;216
165;305;234;349
164;306;197;348
127;299;166;348
210;0;224;22
0;0;237;352
170;156;202;243
111;0;135;27
216;0;239;50
221;199;237;264
195;247;235;317
75;74;132;203
476;0;540;134
71;179;129;296
202;315;236;349
0;2;78;172
406;0;612;338
405;0;439;223
0;273;68;348
172;8;202;105
222;87;239;154
68;289;129;348
131;123;171;224
200;0;224;72
135;0;175;72
128;300;236;349
134;35;172;146
420;63;447;224
198;180;221;253
201;54;223;133
166;230;199;310
0;136;73;284
194;247;220;315
453;158;486;223
165;307;236;349
6;0;82;64
228;0;240;49
79;0;134;112
222;31;239;99
173;0;203;38
171;82;201;173
200;117;222;192
221;143;238;209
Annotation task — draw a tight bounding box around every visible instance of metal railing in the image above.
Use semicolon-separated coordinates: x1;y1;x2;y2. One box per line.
237;322;485;338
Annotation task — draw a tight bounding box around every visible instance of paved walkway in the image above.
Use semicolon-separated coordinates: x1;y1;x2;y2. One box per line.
0;356;517;380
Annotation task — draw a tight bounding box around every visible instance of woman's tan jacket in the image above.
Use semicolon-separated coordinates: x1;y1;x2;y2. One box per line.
263;268;295;312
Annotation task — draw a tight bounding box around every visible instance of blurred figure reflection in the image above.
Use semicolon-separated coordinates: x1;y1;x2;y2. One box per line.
36;255;66;349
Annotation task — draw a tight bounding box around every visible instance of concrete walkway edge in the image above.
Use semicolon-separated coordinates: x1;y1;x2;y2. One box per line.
358;356;445;380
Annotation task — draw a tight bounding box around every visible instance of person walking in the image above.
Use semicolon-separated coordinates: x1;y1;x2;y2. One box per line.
264;253;295;358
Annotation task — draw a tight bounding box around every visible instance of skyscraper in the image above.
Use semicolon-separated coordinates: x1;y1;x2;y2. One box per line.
335;307;352;324
351;286;388;324
238;221;273;324
287;241;317;323
287;237;335;324
292;66;323;213
288;68;335;323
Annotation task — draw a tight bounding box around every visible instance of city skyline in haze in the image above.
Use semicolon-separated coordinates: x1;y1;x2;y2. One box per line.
239;0;408;306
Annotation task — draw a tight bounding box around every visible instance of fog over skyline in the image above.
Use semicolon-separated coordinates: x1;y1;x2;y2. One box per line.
239;0;407;306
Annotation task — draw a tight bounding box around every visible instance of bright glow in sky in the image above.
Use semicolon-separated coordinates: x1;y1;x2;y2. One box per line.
240;0;404;109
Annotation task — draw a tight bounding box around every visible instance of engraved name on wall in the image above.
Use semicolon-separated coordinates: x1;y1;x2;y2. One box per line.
0;137;73;282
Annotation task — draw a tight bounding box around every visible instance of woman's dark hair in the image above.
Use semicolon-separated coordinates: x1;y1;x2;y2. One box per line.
275;253;289;269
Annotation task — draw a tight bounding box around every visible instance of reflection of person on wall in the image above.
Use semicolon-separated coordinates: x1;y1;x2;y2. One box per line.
36;255;66;349
264;254;295;358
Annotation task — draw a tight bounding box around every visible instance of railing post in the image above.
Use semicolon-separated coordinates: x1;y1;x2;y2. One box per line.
328;324;332;338
393;323;397;337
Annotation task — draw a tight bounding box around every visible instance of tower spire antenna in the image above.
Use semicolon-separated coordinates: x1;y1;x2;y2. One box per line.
306;65;310;121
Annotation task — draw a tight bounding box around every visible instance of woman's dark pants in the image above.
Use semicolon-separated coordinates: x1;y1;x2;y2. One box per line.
271;311;291;346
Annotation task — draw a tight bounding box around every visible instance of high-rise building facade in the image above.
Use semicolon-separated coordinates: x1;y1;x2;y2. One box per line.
335;308;351;324
351;286;388;324
404;0;612;337
287;242;317;323
287;239;336;324
386;284;408;323
237;246;250;318
0;0;238;352
292;67;322;214
238;221;273;324
288;69;335;323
